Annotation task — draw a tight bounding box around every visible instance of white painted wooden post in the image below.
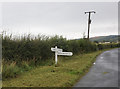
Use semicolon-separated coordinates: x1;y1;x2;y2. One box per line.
55;46;58;65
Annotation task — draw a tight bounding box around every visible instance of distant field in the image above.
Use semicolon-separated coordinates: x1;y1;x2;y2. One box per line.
2;49;111;87
90;35;120;42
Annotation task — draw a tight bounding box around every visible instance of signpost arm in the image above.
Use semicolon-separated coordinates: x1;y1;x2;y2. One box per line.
55;46;58;65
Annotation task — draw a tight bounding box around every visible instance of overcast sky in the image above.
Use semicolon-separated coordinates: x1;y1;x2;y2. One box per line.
1;2;118;39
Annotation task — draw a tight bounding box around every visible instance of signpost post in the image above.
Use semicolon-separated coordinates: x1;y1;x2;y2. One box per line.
51;46;73;65
55;46;58;65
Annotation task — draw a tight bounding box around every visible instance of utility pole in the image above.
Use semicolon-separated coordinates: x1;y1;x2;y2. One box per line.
85;11;96;40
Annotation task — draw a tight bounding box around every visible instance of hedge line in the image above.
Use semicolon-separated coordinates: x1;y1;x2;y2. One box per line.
2;34;120;64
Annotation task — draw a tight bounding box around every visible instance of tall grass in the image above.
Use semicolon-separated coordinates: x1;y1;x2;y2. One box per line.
2;32;120;79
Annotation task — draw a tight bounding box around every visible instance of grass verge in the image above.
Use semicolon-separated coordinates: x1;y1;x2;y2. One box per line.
2;49;113;87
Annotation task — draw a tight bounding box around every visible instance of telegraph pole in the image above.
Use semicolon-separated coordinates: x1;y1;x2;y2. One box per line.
85;11;96;40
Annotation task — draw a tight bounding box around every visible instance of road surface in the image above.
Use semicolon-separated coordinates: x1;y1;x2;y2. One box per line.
74;48;119;87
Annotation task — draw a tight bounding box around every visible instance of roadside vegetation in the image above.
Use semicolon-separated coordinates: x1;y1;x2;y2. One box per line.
1;31;120;86
3;49;110;87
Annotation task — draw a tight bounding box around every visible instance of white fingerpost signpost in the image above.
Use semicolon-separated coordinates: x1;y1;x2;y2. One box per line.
51;46;73;65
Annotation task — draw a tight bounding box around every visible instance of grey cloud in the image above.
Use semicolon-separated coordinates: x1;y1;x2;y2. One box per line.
1;2;118;39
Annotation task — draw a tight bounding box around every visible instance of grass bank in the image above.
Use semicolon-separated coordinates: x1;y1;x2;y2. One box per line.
2;49;112;87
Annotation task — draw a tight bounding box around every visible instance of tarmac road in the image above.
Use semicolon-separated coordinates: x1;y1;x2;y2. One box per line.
74;48;119;87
